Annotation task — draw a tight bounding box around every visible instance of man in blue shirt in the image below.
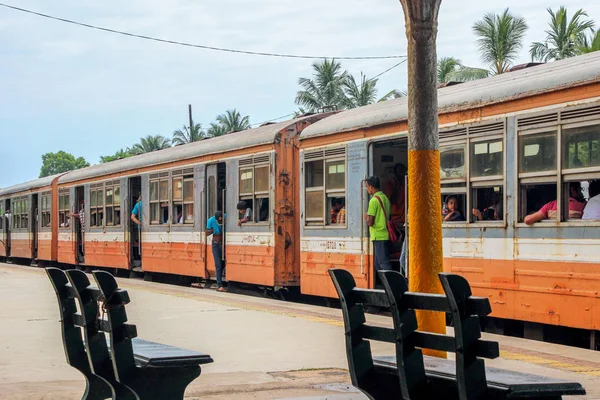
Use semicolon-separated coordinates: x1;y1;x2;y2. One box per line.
130;193;142;260
206;211;226;291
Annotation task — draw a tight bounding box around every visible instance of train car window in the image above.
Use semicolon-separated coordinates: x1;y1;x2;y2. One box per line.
90;187;104;227
441;194;466;222
114;186;121;226
304;150;346;226
238;161;270;224
59;193;70;228
470;139;503;177
440;145;466;179
519;132;557;173
519;183;557;221
562;125;600;170
172;174;194;225
0;202;3;230
472;186;503;222
103;182;121;227
149;179;169;225
105;187;114;226
41;192;51;228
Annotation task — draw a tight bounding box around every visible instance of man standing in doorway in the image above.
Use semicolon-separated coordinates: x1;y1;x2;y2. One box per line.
71;200;85;258
206;211;226;292
130;194;142;259
364;176;392;272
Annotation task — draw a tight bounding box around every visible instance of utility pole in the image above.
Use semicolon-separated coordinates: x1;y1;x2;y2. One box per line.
188;104;194;137
398;0;445;355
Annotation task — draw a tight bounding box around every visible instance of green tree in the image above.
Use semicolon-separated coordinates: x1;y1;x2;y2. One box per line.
437;57;489;83
214;109;250;133
131;135;171;155
578;29;600;54
530;7;594;62
207;122;230;137
295;58;348;111
172;123;205;146
39;151;90;178
342;73;378;108
473;8;528;74
99;148;134;163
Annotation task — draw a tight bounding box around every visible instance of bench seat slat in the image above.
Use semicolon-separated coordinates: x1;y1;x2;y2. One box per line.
402;293;492;316
374;356;586;397
352;289;390;308
131;339;214;367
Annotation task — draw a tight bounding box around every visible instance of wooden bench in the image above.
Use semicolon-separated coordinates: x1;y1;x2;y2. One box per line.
46;267;213;400
329;268;586;400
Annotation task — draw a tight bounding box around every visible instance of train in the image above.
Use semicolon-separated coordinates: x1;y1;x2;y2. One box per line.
1;51;599;347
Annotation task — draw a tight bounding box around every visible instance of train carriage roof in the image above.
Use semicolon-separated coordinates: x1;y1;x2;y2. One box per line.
301;51;600;140
0;174;61;197
58;116;312;184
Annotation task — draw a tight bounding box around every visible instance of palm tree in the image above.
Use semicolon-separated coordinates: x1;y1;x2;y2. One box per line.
100;148;134;163
437;57;490;83
131;135;171;155
577;29;600;54
343;73;379;108
295;58;348;111
172;123;205;146
293;107;309;118
215;109;250;133
473;8;528;74
207;122;230;137
530;7;595;62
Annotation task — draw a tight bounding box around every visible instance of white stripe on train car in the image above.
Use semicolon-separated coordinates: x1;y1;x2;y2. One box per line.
300;237;366;255
225;232;274;247
442;237;600;263
58;232;73;242
85;232;124;243
10;232;31;240
38;232;52;241
142;231;201;244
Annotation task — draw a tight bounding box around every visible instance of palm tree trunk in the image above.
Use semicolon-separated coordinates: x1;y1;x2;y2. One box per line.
398;0;445;356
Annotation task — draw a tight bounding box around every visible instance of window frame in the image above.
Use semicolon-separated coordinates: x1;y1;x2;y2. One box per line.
172;171;195;225
303;147;347;228
12;196;29;230
58;190;70;230
40;191;52;229
440;122;506;227
516;115;600;225
238;156;272;226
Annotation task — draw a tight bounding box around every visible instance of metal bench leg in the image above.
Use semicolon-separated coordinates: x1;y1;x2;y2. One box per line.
128;366;201;400
82;374;113;400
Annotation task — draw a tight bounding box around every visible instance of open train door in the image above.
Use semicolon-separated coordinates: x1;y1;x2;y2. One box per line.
128;176;142;269
203;163;227;285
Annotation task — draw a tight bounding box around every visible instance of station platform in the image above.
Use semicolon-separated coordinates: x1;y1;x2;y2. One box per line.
0;262;598;399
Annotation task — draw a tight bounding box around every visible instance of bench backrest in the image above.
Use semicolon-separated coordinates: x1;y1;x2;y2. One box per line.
65;269;119;383
45;267;92;376
92;270;139;382
329;269;499;400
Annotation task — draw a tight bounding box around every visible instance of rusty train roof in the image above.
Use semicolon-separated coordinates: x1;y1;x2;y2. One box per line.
57;116;313;184
0;174;61;198
301;51;600;140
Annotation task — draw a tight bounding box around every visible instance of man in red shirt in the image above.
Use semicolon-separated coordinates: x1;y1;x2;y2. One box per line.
525;182;586;225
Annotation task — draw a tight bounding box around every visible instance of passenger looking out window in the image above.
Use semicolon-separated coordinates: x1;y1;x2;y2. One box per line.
443;195;465;222
583;180;600;220
364;176;392;272
384;163;406;228
524;182;586;225
237;201;252;226
472;192;503;221
330;198;345;224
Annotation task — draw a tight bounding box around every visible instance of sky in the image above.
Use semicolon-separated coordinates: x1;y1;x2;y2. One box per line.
1;0;599;188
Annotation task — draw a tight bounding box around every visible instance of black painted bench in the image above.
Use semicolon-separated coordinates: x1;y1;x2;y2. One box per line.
46;267;213;400
329;268;586;400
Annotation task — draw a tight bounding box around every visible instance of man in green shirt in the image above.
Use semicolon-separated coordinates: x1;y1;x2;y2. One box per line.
364;176;392;271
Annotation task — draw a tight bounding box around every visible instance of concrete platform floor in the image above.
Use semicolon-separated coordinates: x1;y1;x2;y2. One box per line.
0;262;598;399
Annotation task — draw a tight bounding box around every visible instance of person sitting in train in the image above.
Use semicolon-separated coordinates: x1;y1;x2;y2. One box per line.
472;194;503;221
525;182;586;225
237;201;252;226
364;176;392;271
443;195;466;222
384;163;406;229
583;180;600;220
330;198;344;224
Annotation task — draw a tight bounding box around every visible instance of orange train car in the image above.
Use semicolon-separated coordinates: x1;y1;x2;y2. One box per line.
0;174;61;263
53;114;329;287
297;51;600;335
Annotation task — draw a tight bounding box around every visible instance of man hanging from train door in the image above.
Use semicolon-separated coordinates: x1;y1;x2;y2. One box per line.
206;211;226;292
364;176;392;272
130;193;142;260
